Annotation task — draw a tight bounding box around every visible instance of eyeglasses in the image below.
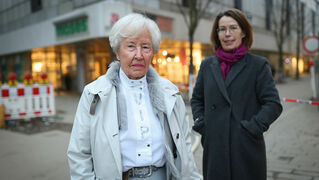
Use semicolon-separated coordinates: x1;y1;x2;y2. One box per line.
217;25;240;35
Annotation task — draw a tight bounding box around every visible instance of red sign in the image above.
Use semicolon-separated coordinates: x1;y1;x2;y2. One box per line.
302;35;319;54
157;16;173;32
110;13;119;25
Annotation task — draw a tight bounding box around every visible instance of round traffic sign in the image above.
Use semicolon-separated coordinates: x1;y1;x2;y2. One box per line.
302;36;319;54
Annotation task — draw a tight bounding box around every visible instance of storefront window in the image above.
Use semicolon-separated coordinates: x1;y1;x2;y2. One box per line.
251;50;311;77
61;50;76;91
31;50;52;87
31;47;77;91
153;39;212;86
0;54;27;83
29;38;112;92
27;38;213;92
84;39;111;83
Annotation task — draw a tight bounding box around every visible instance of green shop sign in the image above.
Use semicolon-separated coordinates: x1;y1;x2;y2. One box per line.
55;15;88;38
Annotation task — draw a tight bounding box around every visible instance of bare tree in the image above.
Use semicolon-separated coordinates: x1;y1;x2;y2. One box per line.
271;0;290;83
289;1;313;80
295;0;301;80
175;0;215;75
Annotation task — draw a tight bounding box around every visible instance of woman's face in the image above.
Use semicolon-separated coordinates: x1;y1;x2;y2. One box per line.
218;16;245;52
117;29;153;80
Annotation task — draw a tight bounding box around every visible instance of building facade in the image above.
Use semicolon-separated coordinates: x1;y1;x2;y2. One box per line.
0;0;317;93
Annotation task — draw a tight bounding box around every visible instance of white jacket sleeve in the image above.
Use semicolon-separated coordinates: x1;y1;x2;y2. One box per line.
67;88;95;180
177;96;203;180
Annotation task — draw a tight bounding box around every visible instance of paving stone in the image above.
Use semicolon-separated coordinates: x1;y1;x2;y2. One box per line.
267;164;293;174
267;171;274;178
277;173;312;180
293;169;319;177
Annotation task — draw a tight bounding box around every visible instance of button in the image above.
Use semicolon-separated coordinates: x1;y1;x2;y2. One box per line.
138;154;141;156
140;87;142;90
147;144;150;147
176;133;179;139
211;105;216;110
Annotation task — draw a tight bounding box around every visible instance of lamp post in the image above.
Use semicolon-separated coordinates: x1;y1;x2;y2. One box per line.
316;32;319;100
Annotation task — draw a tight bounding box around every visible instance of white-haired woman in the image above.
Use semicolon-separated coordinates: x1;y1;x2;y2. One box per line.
67;13;201;180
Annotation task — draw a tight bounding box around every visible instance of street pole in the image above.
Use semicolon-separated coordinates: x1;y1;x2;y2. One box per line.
316;32;319;101
317;32;319;98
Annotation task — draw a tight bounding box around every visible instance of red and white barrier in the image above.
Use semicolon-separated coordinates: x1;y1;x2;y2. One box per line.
0;83;56;120
177;84;189;91
281;97;319;106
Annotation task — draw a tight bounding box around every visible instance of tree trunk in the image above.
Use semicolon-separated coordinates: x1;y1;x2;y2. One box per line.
296;44;300;80
189;33;194;75
278;45;284;83
276;0;287;83
296;0;300;80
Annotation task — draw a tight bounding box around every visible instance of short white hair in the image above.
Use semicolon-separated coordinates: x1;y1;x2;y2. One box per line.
109;13;161;54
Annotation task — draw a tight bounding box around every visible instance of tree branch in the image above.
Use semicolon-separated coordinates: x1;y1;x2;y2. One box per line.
175;0;190;28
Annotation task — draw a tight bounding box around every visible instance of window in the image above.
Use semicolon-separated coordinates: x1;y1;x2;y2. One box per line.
31;0;42;13
234;0;242;10
265;0;273;30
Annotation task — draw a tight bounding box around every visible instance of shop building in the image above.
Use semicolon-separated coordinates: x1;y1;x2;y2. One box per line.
0;0;316;93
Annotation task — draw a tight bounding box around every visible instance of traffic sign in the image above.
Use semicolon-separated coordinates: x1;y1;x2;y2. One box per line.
302;35;319;54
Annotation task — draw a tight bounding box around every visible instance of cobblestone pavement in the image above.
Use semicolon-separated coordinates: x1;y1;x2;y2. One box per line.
265;76;319;180
189;76;319;180
0;76;318;180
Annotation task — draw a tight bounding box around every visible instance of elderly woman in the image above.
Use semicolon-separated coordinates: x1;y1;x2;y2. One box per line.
191;9;282;180
67;13;201;180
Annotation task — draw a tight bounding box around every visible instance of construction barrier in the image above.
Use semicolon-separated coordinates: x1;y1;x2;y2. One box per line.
177;84;189;91
0;83;56;120
0;105;4;128
281;97;319;106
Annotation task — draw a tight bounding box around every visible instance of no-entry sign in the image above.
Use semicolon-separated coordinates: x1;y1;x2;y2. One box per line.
302;35;319;54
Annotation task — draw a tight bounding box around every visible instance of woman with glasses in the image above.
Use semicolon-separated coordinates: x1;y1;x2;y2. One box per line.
191;8;282;180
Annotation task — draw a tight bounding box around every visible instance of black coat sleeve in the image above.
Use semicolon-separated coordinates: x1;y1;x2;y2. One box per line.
190;59;207;135
241;59;283;137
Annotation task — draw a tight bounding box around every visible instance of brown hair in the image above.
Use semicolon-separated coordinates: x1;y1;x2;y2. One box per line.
210;8;253;50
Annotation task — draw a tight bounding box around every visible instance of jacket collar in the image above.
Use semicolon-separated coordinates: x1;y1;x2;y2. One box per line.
224;53;247;87
210;57;230;104
210;54;247;104
87;61;179;114
147;67;180;115
86;61;120;98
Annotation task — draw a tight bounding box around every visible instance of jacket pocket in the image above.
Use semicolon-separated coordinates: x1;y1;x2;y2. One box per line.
240;120;263;140
192;116;205;135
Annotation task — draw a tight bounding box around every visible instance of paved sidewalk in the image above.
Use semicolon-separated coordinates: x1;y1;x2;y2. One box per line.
0;130;70;180
265;76;319;180
54;93;80;124
0;75;318;180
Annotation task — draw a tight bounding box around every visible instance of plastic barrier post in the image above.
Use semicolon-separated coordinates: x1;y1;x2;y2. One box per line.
8;87;18;119
32;85;41;116
17;85;26;118
25;86;33;118
1;85;10;118
48;85;55;115
0;105;5;128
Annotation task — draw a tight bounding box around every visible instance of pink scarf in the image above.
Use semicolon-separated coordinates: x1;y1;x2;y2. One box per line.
216;44;247;80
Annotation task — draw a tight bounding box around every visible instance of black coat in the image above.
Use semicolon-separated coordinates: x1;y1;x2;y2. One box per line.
191;53;282;180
